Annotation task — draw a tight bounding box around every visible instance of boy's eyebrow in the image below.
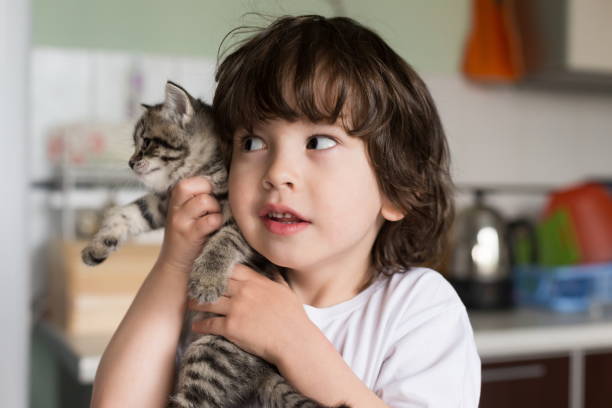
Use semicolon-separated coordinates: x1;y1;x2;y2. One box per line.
233;129;252;138
232;122;351;140
308;123;351;138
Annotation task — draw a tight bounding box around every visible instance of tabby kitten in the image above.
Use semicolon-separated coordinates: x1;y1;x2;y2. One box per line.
82;81;349;408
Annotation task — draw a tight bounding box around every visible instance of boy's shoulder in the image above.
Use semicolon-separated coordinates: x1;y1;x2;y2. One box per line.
304;267;464;324
378;267;465;318
382;267;459;298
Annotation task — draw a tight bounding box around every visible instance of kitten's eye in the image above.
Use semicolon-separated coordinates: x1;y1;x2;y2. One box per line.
241;136;265;152
142;137;152;148
306;135;337;150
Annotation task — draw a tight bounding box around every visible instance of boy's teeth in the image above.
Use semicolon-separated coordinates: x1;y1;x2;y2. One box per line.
270;212;296;219
267;212;302;222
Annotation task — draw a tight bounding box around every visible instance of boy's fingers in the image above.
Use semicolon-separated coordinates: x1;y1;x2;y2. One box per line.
191;316;225;336
189;296;230;314
181;193;221;220
169;177;213;208
273;271;290;287
229;264;261;281
193;213;223;235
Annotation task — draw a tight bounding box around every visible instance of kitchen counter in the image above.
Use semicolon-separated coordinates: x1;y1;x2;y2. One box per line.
471;305;612;360
39;306;612;384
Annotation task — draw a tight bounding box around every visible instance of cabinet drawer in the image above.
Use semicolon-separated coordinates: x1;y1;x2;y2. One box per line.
480;356;569;408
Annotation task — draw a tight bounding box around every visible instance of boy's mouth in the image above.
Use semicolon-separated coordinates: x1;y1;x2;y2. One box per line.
259;203;311;235
264;212;305;223
260;214;311;236
258;203;311;223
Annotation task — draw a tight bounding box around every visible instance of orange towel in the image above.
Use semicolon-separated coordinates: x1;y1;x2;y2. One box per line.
462;0;525;82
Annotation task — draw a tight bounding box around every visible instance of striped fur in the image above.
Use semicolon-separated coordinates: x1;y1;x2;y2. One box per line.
82;81;350;408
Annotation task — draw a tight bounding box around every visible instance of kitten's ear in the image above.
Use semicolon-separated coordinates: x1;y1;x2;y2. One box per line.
139;103;153;115
163;81;194;127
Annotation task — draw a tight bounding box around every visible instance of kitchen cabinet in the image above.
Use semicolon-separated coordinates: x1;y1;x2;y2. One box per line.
566;0;612;73
471;307;612;407
515;0;612;90
479;350;612;407
480;356;569;408
584;350;612;408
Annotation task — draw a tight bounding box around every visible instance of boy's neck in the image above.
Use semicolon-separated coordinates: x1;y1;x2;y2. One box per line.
286;258;374;308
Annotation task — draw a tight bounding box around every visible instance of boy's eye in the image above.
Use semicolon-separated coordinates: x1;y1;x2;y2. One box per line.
241;136;265;152
306;135;337;150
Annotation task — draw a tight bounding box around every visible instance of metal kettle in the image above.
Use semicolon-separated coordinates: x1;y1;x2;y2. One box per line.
449;189;513;309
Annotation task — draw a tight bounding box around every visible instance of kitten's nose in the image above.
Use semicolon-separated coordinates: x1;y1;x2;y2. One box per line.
128;158;136;169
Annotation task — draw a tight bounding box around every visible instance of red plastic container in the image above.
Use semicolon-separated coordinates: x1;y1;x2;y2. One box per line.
544;182;612;264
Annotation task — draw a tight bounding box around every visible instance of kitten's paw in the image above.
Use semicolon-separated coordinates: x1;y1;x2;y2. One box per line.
187;278;226;303
81;246;108;266
187;263;227;303
80;238;118;266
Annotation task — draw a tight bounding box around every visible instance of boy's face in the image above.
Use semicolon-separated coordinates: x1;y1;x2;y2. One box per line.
228;118;403;272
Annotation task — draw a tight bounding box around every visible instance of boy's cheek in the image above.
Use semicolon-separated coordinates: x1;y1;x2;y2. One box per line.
229;165;257;189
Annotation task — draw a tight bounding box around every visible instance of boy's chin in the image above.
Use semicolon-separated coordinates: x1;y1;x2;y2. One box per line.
258;251;307;271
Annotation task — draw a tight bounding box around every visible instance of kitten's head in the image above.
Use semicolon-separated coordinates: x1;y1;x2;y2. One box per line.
129;81;214;192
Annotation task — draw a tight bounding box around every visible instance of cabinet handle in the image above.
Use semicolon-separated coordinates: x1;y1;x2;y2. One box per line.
482;364;547;383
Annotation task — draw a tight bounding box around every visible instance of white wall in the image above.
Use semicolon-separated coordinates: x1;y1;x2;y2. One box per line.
425;75;612;219
427;77;612;187
0;0;31;407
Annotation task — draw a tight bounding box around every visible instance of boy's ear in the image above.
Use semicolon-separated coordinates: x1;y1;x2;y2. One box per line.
162;81;194;127
381;196;405;222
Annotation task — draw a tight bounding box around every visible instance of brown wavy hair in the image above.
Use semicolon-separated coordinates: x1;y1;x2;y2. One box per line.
213;15;454;277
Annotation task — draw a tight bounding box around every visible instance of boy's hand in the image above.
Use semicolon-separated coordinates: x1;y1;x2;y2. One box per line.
189;264;317;366
156;177;223;274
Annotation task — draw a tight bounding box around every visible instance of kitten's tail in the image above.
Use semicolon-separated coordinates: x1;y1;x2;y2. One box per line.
257;373;350;408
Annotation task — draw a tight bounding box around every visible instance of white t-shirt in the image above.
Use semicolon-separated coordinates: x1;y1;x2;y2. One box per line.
303;267;481;407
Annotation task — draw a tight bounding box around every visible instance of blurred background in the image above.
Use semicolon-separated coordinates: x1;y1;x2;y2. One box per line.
2;0;612;407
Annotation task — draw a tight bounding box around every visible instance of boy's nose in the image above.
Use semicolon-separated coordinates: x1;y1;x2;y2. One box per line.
261;154;297;191
262;177;294;190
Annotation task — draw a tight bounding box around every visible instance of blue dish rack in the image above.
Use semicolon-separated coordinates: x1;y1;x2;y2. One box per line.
514;262;612;312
